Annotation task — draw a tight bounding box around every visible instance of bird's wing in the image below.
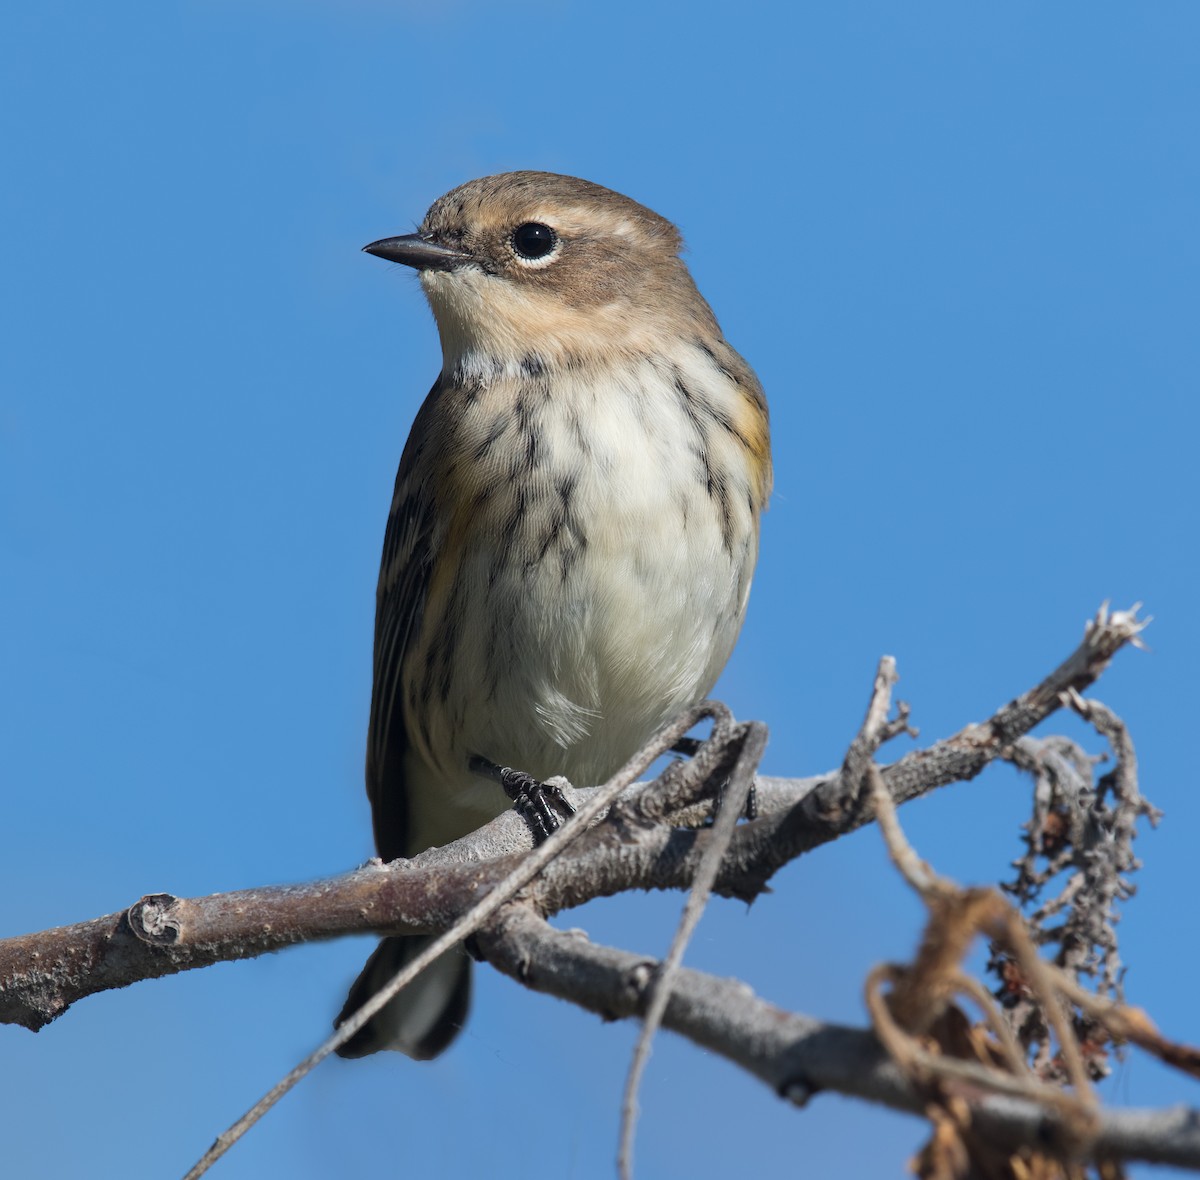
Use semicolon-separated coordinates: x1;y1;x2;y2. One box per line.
365;378;444;862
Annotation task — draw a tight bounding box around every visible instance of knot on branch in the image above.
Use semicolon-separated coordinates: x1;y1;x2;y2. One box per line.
127;894;185;946
778;1076;818;1108
622;960;657;1012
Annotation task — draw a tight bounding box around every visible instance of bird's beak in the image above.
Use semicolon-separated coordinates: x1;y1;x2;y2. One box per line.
362;234;471;272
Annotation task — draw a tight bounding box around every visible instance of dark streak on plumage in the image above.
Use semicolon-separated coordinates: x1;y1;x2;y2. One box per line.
696;337;736;383
674;375;706;436
560;537;583;583
492;484;529;587
710;403;743;443
473;415;508;462
483;616;501;698
699;447;735;554
670;360;757;456
458;374;485;404
510;390;547;476
675;486;691;530
668;362;737;555
419;641;438;720
531;518;562;571
565;407;592;460
434;588;461;703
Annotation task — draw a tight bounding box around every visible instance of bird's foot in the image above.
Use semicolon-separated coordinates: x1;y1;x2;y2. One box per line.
468;756;577;843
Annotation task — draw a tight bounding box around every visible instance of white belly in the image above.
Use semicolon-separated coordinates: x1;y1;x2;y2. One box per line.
405;354;759;849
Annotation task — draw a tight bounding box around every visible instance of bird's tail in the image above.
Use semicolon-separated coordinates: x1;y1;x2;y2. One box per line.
334;935;471;1060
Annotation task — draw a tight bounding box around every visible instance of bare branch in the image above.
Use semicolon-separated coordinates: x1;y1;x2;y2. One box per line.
0;605;1149;1032
477;907;1200;1171
705;604;1150;900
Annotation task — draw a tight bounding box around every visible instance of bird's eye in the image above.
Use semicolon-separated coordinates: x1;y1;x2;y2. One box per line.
511;222;558;261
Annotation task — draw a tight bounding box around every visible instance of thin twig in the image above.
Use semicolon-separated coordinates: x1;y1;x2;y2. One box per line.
842;655;914;791
1053;971;1200;1080
1001;894;1097;1102
950;970;1030;1079
877;602;1148;810
617;719;766;1180
869;765;936;894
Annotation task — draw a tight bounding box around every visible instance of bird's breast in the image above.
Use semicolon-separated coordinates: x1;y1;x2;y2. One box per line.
405;346;763;814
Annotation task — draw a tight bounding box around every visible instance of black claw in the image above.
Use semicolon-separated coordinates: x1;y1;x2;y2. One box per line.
502;768;575;843
468;756;575;845
743;781;759;822
710;776;758;823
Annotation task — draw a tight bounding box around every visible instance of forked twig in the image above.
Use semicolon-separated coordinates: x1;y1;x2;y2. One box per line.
842;655;915;792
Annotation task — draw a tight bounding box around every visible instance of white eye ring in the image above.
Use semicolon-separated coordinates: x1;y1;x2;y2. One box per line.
510;222;560;267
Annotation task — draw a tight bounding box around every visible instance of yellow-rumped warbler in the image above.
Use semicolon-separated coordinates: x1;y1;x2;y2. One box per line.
335;172;772;1059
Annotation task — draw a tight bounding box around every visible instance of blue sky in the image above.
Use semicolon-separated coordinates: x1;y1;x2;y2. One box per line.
3;3;1198;1177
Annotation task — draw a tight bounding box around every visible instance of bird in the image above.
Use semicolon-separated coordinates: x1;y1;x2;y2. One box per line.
335;171;772;1059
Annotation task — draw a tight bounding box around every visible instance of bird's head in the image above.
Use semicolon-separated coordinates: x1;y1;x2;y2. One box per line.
364;171;717;372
